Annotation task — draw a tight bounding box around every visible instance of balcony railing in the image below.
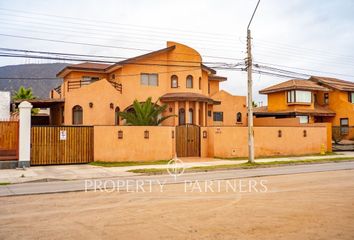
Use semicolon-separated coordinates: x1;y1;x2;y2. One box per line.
67;79;97;91
67;79;122;94
108;80;122;93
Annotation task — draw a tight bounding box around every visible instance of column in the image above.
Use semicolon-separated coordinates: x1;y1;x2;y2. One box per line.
202;102;206;126
195;102;200;126
18;101;32;168
185;101;190;124
174;101;179;126
205;103;208;127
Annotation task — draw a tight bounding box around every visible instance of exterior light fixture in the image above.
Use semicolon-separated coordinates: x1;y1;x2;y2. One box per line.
278;130;282;138
169;107;173;112
118;130;123;139
203;130;207;138
303;130;307;137
172;130;175;139
110;103;114;109
144;130;149;139
89;102;93;108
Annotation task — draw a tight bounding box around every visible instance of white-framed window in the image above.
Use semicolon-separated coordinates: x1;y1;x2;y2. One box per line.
349;92;354;103
188;108;193;124
186;75;193;88
287;90;311;103
140;73;158;86
297;115;309;124
171;75;178;88
82;76;99;82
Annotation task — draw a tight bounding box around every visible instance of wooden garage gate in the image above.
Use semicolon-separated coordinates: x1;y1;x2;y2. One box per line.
31;126;94;165
0;121;19;161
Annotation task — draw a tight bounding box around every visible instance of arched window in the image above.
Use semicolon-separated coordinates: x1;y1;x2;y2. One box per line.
178;108;185;125
199;77;202;90
188;108;193;124
236;112;242;123
186;75;193;88
115;107;120;125
72;105;83;125
171;75;178;88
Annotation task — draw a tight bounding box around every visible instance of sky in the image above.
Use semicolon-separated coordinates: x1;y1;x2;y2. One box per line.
0;0;353;104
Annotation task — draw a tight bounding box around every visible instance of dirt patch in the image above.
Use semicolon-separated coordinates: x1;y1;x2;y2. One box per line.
0;170;353;240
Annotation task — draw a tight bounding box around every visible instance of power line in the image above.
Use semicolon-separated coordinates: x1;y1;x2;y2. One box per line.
0;8;240;41
0;33;245;61
0;47;237;65
2;6;354;64
0;52;245;71
253;61;354;78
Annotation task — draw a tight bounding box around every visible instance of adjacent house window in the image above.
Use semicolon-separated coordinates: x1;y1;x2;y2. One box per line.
297;115;309;124
213;112;223;122
287;90;311;103
186;75;193;88
236;112;242;123
349;92;354;103
72;105;83;125
324;93;329;104
171;75;178;88
340;118;349;135
115;107;120;125
140;73;158;86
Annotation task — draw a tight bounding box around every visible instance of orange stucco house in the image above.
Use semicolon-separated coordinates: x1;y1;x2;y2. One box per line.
255;76;354;139
49;42;246;127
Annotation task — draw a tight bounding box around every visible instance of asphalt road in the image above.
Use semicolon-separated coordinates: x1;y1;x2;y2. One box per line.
1;161;354;197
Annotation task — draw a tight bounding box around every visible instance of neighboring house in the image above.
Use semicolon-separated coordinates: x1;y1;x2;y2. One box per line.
255;76;354;138
0;91;10;120
47;42;246;127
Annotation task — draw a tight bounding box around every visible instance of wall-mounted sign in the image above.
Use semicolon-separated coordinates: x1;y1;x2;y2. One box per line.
60;130;67;140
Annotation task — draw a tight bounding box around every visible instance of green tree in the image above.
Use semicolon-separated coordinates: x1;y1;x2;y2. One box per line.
252;101;258;108
119;97;176;126
12;86;39;114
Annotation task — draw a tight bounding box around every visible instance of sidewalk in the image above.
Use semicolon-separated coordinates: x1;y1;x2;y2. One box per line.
1;152;353;184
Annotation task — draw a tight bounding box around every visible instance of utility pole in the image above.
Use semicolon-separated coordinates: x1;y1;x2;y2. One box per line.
246;0;260;163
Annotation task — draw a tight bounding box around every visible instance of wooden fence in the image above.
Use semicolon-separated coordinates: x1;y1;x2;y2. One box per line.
0;121;19;161
31;126;94;165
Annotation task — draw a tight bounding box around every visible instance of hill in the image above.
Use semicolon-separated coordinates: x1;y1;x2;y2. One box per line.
0;63;69;98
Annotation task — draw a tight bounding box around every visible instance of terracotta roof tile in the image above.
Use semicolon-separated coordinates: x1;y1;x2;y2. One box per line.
310;76;354;91
254;105;335;116
208;75;227;81
160;92;215;103
259;79;330;94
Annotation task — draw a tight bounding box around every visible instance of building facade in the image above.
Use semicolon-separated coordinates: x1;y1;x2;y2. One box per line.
50;42;247;127
255;76;354;138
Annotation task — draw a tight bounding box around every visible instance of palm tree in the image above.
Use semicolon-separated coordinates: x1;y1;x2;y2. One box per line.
13;86;36;100
252;101;258;108
119;97;176;126
12;86;39;114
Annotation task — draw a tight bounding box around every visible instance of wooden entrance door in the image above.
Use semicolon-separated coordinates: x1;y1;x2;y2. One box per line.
176;124;200;157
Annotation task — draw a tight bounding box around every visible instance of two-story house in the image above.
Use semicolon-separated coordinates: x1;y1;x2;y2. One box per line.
49;42;247;127
255;76;354;138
